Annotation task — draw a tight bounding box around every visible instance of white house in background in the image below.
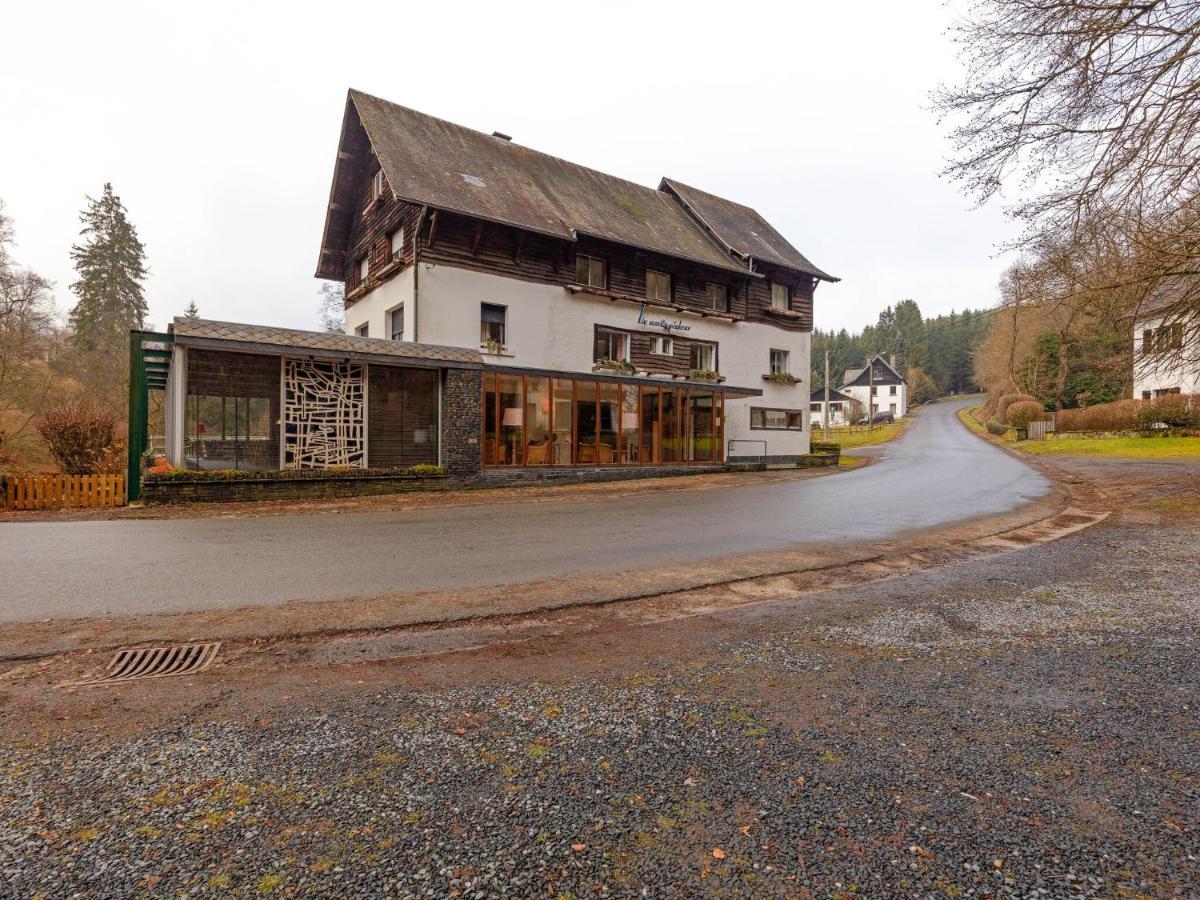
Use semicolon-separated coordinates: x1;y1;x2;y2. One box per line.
1133;279;1199;399
838;354;907;419
809;387;857;427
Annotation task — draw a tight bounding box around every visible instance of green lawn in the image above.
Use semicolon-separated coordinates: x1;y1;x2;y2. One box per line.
1016;436;1200;459
819;420;907;451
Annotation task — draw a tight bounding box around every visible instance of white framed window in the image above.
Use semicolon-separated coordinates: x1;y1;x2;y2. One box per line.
646;270;671;302
594;327;629;362
889;385;898;396
770;283;789;310
769;348;789;374
481;302;506;346
889;403;897;413
358;256;369;285
705;283;727;311
576;254;606;288
690;342;715;371
371;169;384;201
390;228;405;260
355;322;369;338
651;335;674;356
390;305;405;342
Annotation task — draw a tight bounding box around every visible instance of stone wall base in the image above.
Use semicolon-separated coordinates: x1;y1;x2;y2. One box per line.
143;475;457;505
478;465;725;487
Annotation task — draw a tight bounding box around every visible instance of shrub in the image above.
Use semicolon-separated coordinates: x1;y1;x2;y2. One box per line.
1006;400;1048;429
1056;399;1141;432
407;463;446;477
1137;394;1200;429
906;366;939;405
36;400;118;474
997;392;1039;424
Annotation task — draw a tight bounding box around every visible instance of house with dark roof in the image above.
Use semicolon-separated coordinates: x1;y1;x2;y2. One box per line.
838;355;907;420
157;89;837;486
1133;277;1199;399
809;387;858;427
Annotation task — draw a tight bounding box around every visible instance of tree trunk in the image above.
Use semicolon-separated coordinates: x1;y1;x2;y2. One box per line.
1054;339;1070;411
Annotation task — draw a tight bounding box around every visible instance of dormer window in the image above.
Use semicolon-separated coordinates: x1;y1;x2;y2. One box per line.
390;227;405;261
770;283;789;311
371;169;385;201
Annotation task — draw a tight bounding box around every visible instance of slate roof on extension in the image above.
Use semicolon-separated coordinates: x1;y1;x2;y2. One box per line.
170;318;482;367
321;90;834;283
660;178;836;281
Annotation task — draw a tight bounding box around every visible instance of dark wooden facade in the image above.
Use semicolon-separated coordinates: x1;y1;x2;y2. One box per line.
338;147;817;333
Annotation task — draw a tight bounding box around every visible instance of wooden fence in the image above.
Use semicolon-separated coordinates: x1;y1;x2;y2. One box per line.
2;474;127;511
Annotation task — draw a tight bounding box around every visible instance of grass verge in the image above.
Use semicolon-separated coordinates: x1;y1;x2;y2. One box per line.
819;420;907;451
1015;436;1200;459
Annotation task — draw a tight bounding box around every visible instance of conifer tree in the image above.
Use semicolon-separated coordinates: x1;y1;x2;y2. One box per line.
69;183;148;352
183;300;200;319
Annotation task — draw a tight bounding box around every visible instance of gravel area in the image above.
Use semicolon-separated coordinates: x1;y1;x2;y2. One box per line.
2;521;1198;897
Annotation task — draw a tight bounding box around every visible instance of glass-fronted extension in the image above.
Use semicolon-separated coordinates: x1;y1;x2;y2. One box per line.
482;372;725;467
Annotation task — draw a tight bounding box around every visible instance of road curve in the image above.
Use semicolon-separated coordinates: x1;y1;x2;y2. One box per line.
0;398;1048;623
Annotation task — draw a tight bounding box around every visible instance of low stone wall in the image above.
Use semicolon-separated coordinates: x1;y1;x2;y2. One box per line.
142;474;456;505
728;453;840;468
478;465;725;487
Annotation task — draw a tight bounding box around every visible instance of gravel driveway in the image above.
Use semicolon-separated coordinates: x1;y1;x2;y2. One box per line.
2;506;1198;896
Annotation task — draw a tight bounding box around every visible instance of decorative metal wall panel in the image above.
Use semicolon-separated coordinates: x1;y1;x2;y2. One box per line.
283;359;366;468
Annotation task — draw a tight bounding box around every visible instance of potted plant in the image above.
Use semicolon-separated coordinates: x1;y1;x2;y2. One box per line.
688;368;724;383
763;371;799;385
483;337;505;356
593;358;637;375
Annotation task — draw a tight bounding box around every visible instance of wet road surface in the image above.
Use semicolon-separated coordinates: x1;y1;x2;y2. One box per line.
0;398;1047;621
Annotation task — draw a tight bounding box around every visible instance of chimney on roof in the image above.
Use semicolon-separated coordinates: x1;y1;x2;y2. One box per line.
491;131;512;142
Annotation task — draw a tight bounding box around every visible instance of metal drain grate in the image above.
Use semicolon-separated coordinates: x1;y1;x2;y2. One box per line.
74;642;221;685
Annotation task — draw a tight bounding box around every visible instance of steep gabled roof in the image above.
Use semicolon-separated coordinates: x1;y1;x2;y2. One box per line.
660;178;836;282
318;90;834;283
840;354;905;388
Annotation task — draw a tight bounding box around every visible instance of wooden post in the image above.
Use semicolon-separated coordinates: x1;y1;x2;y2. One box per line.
823;349;830;441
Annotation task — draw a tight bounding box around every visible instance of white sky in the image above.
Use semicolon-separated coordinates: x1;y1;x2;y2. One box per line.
1;0;1019;335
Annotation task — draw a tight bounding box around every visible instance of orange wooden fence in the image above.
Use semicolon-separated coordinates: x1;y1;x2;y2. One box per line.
2;474;127;510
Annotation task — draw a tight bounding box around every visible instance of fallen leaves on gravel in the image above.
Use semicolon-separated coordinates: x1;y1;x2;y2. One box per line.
711;848;726;860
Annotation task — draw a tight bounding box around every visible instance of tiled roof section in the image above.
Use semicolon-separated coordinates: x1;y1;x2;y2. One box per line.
660;178;836;281
1139;274;1195;318
171;318;482;366
348;90;750;275
810;387;854;403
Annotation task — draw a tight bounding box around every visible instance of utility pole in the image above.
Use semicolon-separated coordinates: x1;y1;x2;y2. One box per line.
823;349;830;440
867;356;874;434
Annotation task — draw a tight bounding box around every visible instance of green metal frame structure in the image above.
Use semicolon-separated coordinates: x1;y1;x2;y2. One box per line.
128;330;174;503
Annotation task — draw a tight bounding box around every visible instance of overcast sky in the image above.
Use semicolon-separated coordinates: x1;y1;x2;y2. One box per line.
1;1;1019;335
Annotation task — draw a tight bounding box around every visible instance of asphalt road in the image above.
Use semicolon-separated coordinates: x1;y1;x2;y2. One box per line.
0;398;1047;622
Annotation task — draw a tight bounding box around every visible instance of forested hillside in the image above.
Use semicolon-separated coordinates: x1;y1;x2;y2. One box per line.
812;299;993;397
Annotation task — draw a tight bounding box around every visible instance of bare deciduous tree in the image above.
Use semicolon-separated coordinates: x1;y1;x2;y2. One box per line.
0;200;58;462
937;1;1200;371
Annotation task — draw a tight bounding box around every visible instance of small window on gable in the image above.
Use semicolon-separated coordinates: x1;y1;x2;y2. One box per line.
576;254;606;289
1142;329;1153;354
390;228;405;260
371;169;384;201
358;256;369;284
705;283;728;311
770;283;789;310
646;270;671;302
650;335;673;356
